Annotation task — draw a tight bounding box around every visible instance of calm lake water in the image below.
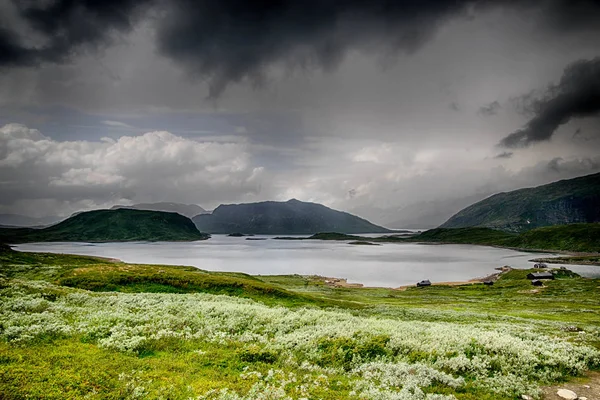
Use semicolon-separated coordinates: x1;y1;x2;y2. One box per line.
15;236;600;287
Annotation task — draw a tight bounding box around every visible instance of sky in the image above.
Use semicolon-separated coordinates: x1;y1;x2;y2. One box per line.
1;0;599;225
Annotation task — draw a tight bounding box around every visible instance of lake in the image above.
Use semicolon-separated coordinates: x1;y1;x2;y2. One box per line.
14;236;600;287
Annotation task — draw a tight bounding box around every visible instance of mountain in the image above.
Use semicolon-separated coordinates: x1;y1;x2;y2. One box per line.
0;213;62;227
441;172;600;232
0;209;209;243
111;202;207;218
193;199;391;234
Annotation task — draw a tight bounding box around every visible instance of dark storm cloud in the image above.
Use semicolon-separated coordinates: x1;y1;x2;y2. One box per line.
499;57;600;148
0;0;150;67
478;101;501;116
2;0;600;98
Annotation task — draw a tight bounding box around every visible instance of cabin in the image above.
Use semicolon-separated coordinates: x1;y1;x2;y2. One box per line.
416;280;431;287
483;281;494;286
533;263;548;269
526;272;554;280
531;279;543;286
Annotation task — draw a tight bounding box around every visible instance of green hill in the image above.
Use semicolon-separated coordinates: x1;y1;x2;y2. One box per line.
506;223;600;253
193;199;391;234
441;172;600;232
411;223;600;253
0;209;209;243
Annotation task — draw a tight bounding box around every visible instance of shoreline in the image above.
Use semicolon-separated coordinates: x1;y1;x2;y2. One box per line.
8;242;595;291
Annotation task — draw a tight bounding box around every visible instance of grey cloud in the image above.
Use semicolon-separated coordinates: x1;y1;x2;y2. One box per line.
478;101;501;116
449;102;461;112
494;152;513;159
499;57;600;148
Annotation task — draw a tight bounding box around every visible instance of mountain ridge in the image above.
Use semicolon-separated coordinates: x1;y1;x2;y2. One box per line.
111;202;207;218
193;199;391;234
441;172;600;232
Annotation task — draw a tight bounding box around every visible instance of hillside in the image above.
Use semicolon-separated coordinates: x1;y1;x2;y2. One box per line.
0;209;209;243
441;172;600;232
411;223;600;253
111;202;207;218
193;199;391;234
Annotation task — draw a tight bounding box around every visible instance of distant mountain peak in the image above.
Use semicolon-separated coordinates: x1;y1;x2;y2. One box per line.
193;199;390;234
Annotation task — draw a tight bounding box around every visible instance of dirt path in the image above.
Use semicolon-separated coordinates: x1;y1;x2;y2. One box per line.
541;371;600;400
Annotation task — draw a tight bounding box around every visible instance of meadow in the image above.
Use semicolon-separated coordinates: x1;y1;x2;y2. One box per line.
1;247;599;399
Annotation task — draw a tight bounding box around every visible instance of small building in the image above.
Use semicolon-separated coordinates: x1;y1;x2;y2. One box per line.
533;263;548;269
417;280;431;287
483;281;494;286
531;279;543;286
526;272;554;280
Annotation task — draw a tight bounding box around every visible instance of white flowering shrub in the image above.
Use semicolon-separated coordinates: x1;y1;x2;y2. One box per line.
1;279;598;399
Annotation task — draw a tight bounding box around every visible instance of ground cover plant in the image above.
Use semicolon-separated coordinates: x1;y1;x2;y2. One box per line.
1;247;599;399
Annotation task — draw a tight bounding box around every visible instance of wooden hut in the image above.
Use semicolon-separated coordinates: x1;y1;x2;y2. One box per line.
526;272;554;280
531;279;543;286
483;281;494;286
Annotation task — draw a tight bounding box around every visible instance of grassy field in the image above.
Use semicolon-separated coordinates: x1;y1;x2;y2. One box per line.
1;246;599;399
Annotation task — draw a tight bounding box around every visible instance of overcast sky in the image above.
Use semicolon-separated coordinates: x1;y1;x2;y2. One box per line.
1;0;599;221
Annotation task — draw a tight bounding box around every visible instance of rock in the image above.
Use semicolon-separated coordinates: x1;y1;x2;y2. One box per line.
583;385;591;389
521;395;533;400
578;397;588;400
556;389;577;400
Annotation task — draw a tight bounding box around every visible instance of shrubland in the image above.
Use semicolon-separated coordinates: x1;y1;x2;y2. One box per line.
1;247;599;399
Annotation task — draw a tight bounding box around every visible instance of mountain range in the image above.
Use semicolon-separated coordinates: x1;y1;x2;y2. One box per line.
193;199;391;234
441;172;600;232
0;214;62;227
111;202;208;218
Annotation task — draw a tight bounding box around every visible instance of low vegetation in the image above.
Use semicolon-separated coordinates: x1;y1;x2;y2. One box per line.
1;247;600;399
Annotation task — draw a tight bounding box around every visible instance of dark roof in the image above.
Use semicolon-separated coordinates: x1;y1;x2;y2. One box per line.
527;272;554;280
531;279;543;286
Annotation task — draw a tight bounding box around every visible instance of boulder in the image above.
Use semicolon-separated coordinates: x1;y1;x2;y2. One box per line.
556;389;577;400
